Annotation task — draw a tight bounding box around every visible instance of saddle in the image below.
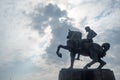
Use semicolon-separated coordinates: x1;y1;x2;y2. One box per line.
67;39;93;52
81;39;93;49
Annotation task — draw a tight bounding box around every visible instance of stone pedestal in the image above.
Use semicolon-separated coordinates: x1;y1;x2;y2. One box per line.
59;68;115;80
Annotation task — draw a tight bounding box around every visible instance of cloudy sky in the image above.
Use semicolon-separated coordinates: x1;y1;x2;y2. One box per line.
0;0;120;80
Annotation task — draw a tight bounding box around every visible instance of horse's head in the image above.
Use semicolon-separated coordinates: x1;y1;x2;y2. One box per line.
67;29;82;40
67;29;72;39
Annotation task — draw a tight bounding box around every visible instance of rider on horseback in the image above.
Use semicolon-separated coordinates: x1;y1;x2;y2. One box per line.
85;26;97;43
76;26;97;60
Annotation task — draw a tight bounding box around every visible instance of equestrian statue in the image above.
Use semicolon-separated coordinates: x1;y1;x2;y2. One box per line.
56;26;110;69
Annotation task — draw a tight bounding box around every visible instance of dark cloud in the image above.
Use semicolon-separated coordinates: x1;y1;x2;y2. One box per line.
29;3;78;65
43;4;66;18
30;3;67;34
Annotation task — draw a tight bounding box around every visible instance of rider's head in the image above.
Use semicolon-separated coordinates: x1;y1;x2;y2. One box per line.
85;26;90;32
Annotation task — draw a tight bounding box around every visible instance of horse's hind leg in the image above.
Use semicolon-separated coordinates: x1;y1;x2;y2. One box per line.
83;60;96;69
98;59;106;69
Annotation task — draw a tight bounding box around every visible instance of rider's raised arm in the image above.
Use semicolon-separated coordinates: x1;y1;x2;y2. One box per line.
91;30;97;38
87;30;97;40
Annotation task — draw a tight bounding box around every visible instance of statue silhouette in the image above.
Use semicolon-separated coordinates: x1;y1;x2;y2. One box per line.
85;26;97;42
56;29;110;69
76;26;97;60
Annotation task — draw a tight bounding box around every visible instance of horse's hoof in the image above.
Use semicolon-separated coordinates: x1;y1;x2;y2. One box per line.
83;66;88;70
68;67;73;69
57;53;62;58
75;58;80;60
97;67;102;70
59;53;62;58
83;68;88;70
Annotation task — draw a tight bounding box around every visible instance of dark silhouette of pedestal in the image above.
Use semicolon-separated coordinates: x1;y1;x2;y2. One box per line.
59;68;115;80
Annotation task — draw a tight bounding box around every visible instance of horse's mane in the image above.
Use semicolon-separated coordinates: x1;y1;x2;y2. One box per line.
70;31;82;41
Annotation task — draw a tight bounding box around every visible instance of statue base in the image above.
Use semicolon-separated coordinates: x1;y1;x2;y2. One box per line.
59;68;115;80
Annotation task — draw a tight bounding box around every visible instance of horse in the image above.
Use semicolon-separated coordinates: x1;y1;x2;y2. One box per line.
56;29;110;69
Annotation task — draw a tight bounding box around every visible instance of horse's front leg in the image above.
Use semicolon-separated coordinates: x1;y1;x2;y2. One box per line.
69;52;76;69
76;53;80;60
56;45;68;58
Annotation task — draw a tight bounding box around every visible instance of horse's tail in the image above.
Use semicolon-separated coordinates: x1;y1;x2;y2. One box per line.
101;43;110;57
